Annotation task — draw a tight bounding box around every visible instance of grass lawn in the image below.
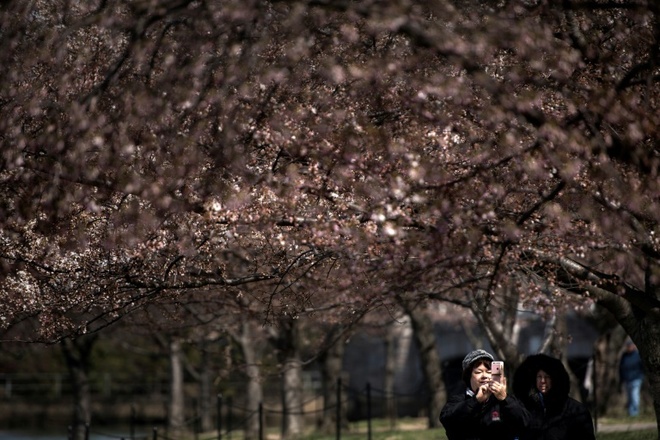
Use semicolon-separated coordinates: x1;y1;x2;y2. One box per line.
298;430;658;440
291;416;658;440
598;433;657;440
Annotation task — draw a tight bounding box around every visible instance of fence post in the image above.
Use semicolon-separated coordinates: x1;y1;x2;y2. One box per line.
152;427;158;440
217;394;223;440
5;377;11;398
193;398;200;440
366;383;372;440
336;377;341;440
85;423;90;440
259;402;264;440
281;394;286;439
227;396;233;440
131;405;136;440
54;374;62;398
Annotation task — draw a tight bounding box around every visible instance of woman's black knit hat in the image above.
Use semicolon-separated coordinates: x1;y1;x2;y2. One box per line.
462;349;494;371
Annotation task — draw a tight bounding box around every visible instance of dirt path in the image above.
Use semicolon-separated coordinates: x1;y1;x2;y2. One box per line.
596;421;657;433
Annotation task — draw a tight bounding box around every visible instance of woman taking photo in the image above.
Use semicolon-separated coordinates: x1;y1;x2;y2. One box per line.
440;349;529;440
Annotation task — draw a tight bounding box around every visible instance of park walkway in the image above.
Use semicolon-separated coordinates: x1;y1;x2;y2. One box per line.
596;419;657;433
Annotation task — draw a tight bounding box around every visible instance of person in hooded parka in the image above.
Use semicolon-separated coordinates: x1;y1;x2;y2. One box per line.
512;353;595;440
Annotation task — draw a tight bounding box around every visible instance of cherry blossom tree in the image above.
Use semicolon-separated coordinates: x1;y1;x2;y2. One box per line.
1;0;659;433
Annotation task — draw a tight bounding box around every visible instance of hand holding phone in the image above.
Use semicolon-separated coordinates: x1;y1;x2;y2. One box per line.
491;361;504;383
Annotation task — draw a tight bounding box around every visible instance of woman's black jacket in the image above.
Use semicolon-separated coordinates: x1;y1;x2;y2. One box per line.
440;389;530;440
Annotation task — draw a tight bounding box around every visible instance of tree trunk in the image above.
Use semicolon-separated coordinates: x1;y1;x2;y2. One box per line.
549;313;583;402
590;326;627;418
320;325;347;434
470;286;525;372
168;337;186;435
238;320;264;440
384;324;397;427
403;302;445;428
282;352;303;438
632;318;660;435
198;342;213;432
61;335;97;440
272;319;304;439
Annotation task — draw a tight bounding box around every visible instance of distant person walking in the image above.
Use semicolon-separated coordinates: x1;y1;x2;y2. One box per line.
513;353;595;440
619;339;644;417
440;349;529;440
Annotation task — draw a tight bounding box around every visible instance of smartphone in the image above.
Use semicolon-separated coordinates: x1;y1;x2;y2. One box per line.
491;361;504;383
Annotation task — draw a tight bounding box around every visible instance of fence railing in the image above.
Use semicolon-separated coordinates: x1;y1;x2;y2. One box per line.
68;379;432;440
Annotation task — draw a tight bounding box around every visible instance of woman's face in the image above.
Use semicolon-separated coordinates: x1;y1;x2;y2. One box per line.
470;361;492;392
536;369;552;394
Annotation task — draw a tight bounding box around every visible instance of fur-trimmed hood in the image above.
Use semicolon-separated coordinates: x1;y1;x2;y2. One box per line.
513;354;570;412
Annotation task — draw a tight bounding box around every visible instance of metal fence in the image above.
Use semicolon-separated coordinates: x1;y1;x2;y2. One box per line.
67;379;432;440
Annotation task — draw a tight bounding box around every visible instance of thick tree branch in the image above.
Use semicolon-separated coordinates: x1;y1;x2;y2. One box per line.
523;248;660;318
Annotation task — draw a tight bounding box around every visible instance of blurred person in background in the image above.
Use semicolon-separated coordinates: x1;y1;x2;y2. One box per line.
619;339;644;417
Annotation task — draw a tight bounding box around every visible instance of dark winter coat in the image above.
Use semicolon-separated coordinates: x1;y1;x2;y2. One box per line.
440;388;530;440
512;354;595;440
619;349;644;383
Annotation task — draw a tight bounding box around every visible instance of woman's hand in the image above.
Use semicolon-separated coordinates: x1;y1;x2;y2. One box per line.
476;383;492;403
489;377;508;401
